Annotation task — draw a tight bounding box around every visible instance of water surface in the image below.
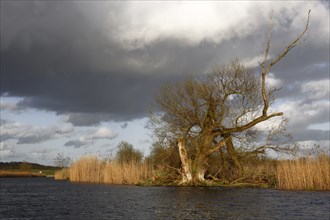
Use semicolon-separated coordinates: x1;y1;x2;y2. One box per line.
1;178;329;219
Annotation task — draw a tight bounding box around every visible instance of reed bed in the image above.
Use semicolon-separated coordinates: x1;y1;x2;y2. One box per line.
69;155;103;183
276;154;330;190
67;155;153;184
243;159;277;176
61;153;330;190
103;161;153;184
54;168;70;180
0;170;45;177
242;159;278;185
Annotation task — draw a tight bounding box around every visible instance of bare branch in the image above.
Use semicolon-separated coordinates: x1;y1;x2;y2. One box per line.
260;10;310;116
219;112;283;135
207;137;228;155
265;9;311;73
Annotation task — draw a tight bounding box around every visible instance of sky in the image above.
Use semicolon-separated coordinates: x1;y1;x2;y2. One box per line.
1;1;329;165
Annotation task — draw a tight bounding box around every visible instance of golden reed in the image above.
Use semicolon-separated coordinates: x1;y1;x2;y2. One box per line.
276;154;330;190
69;155;103;183
103;161;153;184
0;170;44;177
54;168;70;180
59;153;329;190
67;155;153;184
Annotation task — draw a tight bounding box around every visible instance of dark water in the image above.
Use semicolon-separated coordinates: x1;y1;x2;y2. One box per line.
1;178;329;220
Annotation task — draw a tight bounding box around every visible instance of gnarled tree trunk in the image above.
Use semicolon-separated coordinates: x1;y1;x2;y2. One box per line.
225;135;244;178
178;137;192;184
192;154;207;182
178;137;208;184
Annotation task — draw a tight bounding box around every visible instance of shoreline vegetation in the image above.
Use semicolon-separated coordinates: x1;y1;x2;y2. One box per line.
0;162;59;178
0;170;47;178
54;153;330;191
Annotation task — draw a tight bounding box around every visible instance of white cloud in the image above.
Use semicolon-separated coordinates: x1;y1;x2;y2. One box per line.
266;73;282;88
65;126;117;148
81;127;117;141
109;2;252;49
94;127;116;139
301;79;330;100
308;122;330;131
30;148;54;160
242;55;267;68
106;1;327;50
254;114;284;131
273;78;330;143
56;123;74;135
0;120;74;144
0;142;14;157
0;142;22;160
0;101;20;112
0;97;26;112
279;99;330;129
275;79;330;134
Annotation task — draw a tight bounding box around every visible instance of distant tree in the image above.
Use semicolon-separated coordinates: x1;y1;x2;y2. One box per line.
148;141;180;169
54;153;72;168
116;141;143;164
19;161;32;172
152;11;311;185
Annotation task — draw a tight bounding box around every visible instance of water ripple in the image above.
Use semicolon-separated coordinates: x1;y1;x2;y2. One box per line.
1;178;329;220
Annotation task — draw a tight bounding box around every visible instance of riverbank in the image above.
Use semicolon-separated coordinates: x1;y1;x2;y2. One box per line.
0;170;47;178
0;162;59;178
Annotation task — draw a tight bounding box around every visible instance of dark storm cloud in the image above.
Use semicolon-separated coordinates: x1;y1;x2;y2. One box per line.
0;1;220;124
1;0;329;136
0;2;168;122
292;129;330;142
64;140;86;149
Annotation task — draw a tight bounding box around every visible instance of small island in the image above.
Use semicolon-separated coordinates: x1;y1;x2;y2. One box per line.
52;142;330;191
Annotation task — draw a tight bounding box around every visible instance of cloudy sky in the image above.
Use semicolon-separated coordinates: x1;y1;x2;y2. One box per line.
1;1;329;165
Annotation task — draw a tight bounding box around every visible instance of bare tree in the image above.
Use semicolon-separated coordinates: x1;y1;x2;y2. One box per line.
153;10;311;185
54;153;72;168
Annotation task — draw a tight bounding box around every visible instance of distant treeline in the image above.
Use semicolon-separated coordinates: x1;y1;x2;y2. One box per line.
0;162;59;170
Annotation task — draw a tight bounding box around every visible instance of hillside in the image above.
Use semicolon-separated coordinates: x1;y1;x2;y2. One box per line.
0;162;60;170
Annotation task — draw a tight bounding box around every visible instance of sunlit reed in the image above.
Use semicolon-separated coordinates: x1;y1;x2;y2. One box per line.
67;155;153;184
69;155;103;183
54;168;70;180
103;160;153;185
276;154;330;190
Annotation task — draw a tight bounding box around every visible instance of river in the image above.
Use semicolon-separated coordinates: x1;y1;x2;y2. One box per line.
0;178;329;219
